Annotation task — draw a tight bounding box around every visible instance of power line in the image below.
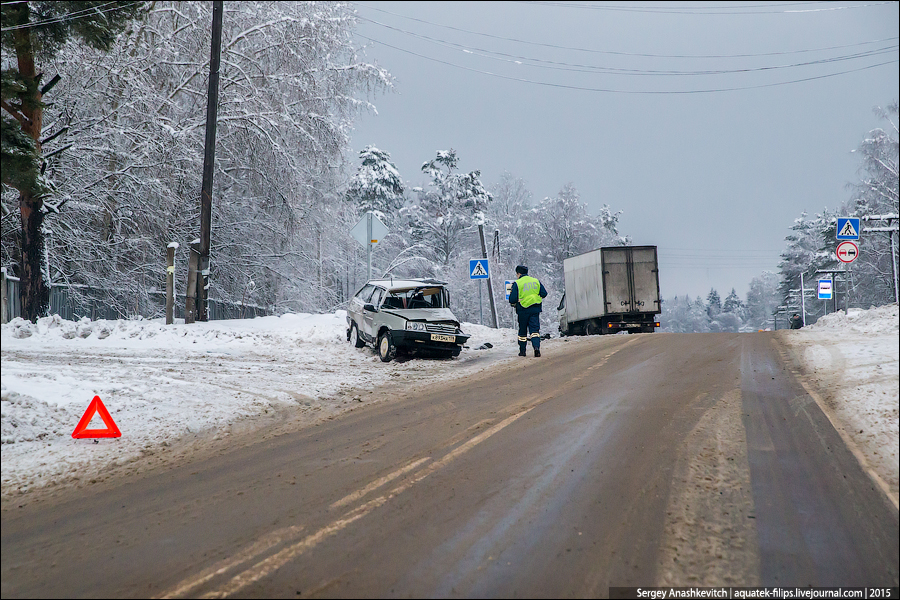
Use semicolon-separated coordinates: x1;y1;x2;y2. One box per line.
355;32;897;94
352;2;897;60
518;1;895;15
355;14;897;77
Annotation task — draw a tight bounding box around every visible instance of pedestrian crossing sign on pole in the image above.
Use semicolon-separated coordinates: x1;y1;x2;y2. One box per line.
836;217;860;240
469;259;490;279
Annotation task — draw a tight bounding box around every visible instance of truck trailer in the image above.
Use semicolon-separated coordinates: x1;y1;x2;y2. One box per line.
557;245;661;335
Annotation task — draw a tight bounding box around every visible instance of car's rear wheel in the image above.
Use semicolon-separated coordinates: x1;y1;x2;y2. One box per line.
349;322;366;348
378;330;397;362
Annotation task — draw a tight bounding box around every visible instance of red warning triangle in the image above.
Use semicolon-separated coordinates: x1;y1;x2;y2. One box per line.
72;395;121;439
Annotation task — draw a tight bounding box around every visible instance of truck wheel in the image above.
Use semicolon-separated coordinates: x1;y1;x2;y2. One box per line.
349;322;366;348
378;330;397;362
585;320;600;336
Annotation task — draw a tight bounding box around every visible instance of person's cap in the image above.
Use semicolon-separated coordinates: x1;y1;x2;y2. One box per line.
515;265;528;275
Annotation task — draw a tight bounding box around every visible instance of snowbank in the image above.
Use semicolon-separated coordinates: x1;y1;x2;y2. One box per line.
1;312;518;501
779;303;899;504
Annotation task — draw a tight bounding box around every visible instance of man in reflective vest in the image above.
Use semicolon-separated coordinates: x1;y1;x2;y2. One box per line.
509;265;548;357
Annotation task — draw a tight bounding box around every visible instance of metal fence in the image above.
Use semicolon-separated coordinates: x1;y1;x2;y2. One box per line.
1;269;270;324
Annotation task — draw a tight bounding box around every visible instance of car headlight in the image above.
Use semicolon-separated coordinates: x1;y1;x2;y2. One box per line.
405;321;427;332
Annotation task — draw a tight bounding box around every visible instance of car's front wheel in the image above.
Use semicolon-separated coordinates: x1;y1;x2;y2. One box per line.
377;330;397;362
349;322;366;348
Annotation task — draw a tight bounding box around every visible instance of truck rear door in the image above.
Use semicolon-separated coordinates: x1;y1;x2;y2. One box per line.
630;247;660;313
602;247;660;314
603;249;632;314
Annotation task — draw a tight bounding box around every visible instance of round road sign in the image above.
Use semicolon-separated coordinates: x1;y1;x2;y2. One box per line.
836;240;859;263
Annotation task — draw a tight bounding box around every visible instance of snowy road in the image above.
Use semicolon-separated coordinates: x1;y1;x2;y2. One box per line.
2;330;897;597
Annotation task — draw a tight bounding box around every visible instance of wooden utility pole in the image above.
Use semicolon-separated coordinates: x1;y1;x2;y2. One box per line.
196;0;224;321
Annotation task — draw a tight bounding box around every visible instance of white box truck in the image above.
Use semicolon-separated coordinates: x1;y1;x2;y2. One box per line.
557;245;661;335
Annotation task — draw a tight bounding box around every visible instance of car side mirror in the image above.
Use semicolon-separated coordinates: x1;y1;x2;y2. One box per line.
363;303;376;312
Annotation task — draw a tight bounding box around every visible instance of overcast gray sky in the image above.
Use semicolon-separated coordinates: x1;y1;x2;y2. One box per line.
348;1;899;300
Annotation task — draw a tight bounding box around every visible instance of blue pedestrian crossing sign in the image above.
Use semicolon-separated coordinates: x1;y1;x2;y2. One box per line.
469;259;490;280
836;217;860;240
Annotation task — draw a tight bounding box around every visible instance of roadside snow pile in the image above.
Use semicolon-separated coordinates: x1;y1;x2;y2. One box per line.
806;303;898;335
1;312;517;500
1;391;76;444
4;312;348;347
780;303;899;503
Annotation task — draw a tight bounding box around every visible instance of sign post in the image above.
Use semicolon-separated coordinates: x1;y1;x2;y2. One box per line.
818;277;833;314
350;212;389;281
469;258;490;326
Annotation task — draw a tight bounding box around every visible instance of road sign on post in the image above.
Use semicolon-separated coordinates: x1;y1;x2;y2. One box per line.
469;259;490;326
469;259;489;279
836;218;861;240
350;212;389;281
836;241;859;263
817;279;832;300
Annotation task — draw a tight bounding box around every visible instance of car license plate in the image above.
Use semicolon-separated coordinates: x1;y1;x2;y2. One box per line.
430;334;455;343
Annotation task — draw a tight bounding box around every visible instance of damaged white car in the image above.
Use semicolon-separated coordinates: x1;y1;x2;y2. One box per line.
347;278;470;362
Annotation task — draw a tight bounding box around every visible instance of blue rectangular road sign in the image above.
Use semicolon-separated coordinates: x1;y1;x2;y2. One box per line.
836;217;860;240
817;279;833;300
469;259;490;280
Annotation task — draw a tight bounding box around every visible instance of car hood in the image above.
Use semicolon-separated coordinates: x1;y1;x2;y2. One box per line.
380;307;460;325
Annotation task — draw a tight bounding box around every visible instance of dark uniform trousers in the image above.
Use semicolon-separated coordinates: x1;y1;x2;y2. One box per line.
517;304;542;353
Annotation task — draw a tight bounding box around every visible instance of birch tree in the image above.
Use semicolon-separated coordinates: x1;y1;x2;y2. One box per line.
1;0;144;321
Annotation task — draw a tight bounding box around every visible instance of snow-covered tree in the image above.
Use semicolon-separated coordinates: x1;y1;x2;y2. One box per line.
722;288;743;314
1;1;393;317
777;211;833;322
845;101;899;306
404;149;492;269
745;271;780;330
706;288;721;318
660;295;711;333
1;0;144;321
346;145;404;223
527;183;623;297
533;184;601;265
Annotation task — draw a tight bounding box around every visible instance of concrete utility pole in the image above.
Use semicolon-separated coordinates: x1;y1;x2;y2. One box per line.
478;224;499;328
197;0;224;322
799;272;806;326
166;242;178;324
185;240;200;323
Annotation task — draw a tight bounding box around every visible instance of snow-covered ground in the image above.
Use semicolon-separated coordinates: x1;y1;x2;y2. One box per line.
1;311;520;503
2;305;897;509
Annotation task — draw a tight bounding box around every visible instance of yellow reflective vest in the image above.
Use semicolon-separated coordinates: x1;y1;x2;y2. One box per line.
516;276;543;308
